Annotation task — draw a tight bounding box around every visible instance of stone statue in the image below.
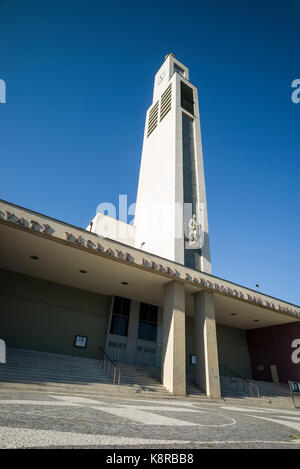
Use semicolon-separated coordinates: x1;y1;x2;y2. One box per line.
188;213;198;243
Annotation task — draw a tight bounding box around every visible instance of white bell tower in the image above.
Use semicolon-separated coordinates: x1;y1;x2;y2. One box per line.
134;54;211;273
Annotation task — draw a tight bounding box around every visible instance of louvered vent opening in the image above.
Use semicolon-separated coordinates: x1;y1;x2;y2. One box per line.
181;81;194;115
147;101;159;137
160;84;172;121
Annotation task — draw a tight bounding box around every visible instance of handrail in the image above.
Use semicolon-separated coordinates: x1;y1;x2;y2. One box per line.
288;380;300;409
219;363;260;399
249;382;260;399
96;346;121;391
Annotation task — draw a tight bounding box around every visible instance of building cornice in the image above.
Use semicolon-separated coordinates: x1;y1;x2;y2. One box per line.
0;198;299;319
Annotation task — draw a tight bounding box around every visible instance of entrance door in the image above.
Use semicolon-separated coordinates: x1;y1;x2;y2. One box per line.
136;302;158;367
107;339;127;363
136;340;156;367
106;296;131;363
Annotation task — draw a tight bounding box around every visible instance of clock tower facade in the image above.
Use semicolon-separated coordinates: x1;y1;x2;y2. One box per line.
134;54;211;273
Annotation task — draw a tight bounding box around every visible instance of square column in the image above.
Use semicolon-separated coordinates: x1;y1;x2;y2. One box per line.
162;281;186;396
194;291;221;399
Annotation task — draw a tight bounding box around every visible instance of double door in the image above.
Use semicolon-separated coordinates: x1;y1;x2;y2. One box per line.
107;337;127;362
136;339;156;367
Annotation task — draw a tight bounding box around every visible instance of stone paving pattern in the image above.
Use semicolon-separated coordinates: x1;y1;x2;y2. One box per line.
0;391;300;449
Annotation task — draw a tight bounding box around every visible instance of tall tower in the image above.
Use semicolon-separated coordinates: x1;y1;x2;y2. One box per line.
134;54;211;273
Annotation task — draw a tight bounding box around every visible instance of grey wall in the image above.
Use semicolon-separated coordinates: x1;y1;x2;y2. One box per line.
0;269;110;358
185;317;252;379
216;324;252;379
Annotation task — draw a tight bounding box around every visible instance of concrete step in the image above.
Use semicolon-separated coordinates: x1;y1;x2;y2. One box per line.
0;348;172;397
0;374;170;396
219;375;295;402
0;380;170;398
185;376;212;397
222;395;297;409
1;348;208;398
220;380;252;398
115;362;169;392
185;378;206;397
0;372;115;384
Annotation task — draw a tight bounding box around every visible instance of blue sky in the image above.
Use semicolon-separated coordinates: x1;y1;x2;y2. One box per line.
0;0;299;304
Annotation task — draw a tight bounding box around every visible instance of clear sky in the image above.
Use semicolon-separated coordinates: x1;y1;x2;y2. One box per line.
0;0;299;304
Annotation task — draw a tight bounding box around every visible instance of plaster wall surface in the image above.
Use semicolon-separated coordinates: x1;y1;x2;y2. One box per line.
216;324;252;379
88;213;136;247
135;56;211;272
134;73;177;262
186;318;252;380
0;269;110;359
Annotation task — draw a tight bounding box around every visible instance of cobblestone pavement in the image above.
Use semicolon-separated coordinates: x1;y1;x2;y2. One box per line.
0;391;300;449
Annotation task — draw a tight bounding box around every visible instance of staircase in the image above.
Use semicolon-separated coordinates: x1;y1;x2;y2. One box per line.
115;363;206;397
0;347;209;399
219;365;296;408
1;349;295;407
220;375;253;398
248;379;297;408
219;364;261;400
113;362;170;397
0;347;171;397
186;377;206;397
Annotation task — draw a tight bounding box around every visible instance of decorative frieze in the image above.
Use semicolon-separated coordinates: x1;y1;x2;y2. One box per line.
1;208;300;319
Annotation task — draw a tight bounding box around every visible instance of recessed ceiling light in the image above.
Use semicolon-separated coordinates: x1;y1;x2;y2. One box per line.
30;255;39;260
121;281;128;285
253;319;260;322
79;269;87;274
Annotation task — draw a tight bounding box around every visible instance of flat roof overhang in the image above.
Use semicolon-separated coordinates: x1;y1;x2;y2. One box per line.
0;199;299;330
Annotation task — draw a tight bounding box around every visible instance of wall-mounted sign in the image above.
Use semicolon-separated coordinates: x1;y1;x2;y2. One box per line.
74;335;88;348
190;354;196;365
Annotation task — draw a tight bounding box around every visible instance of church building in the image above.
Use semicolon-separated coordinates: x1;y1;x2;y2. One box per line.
1;54;299;398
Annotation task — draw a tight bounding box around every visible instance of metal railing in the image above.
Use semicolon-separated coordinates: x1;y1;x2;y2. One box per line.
288;380;300;408
96;346;121;391
219;364;260;399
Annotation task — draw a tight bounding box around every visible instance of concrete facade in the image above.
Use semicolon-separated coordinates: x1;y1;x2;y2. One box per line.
186;320;253;380
1;199;299;398
216;324;252;379
0;269;110;359
134;55;211;273
247;322;300;383
88;212;136;248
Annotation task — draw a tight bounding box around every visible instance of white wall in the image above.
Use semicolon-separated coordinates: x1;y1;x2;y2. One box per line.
134;71;178;261
134;56;211;273
88;213;136;247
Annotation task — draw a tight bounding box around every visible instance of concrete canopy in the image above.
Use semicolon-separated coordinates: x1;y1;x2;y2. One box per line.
0;200;299;332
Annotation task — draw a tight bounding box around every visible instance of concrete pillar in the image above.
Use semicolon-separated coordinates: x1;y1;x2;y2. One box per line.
162;281;186;396
194;291;221;399
126;300;140;363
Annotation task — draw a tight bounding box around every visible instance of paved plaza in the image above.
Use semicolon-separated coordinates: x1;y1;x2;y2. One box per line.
0;391;300;449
